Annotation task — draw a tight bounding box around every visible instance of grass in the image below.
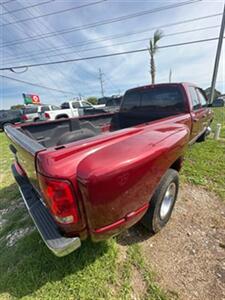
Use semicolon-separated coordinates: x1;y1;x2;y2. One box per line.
211;106;225;138
181;107;225;199
0;132;166;300
0;107;224;299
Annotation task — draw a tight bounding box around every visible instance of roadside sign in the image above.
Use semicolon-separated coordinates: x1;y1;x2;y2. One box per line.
23;93;41;105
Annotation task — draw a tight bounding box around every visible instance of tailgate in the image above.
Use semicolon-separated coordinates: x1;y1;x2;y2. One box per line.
4;125;46;189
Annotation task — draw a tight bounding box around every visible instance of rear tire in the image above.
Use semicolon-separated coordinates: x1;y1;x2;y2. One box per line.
196;130;207;142
141;168;179;233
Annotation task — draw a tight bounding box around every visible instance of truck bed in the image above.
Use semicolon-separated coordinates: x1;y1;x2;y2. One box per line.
18;113;113;148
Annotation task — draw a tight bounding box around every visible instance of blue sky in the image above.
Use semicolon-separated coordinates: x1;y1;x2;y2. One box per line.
0;0;224;109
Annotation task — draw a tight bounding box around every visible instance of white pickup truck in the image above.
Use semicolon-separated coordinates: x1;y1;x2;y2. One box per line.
42;100;106;121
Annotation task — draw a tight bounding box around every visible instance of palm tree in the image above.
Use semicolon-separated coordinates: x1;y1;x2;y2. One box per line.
149;30;163;84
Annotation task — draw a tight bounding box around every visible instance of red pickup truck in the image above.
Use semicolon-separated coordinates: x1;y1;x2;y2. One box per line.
5;83;213;256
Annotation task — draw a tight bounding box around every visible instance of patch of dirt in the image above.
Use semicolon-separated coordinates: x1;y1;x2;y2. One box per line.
6;227;33;247
120;184;225;300
130;266;146;300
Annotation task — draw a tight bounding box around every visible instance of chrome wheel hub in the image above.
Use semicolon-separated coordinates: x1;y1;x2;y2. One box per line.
160;182;176;220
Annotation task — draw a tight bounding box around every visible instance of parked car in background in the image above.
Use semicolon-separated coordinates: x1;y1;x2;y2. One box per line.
0;109;22;130
44;100;107;120
97;96;111;105
104;96;123;112
5;83;213;256
212;97;225;107
21;104;60;122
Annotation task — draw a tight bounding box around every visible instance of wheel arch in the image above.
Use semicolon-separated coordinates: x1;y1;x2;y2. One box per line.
169;156;184;172
56;114;69;119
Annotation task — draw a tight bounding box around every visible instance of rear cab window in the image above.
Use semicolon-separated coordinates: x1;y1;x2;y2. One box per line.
61;102;70;109
72;102;80;108
40;106;50;113
23;107;38;114
121;85;186;117
52;105;60;110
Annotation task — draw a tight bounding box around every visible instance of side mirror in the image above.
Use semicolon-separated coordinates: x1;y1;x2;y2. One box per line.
207;103;212;107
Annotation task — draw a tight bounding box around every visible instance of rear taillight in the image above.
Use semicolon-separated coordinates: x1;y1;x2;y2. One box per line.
21;114;28;120
38;175;79;225
44;112;50;119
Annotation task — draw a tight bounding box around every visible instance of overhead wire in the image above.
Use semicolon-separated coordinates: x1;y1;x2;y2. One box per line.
1;37;223;71
0;74;76;94
0;0;106;26
0;0;201;47
29;4;104;95
3;13;221;64
3;24;220;66
0;0;16;4
1;3;75;97
0;0;55;15
1;1;109;96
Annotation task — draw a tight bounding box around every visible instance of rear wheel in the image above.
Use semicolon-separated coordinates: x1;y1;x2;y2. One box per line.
196;130;207;142
141;168;179;233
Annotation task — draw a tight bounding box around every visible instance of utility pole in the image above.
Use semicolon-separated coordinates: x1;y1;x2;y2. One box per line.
169;69;172;83
210;3;225;104
98;68;105;97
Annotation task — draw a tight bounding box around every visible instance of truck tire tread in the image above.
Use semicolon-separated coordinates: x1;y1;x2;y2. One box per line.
141;168;179;233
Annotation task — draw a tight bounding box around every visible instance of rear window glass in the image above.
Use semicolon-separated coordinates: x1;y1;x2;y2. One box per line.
51;105;60;110
121;86;185;114
61;102;70;109
23;107;38;114
41;106;50;113
121;91;141;111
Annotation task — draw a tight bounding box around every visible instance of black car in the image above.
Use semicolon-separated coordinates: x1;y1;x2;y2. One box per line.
0;109;22;130
212;98;225;107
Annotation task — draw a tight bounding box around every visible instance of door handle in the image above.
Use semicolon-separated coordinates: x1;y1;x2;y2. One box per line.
193;118;199;122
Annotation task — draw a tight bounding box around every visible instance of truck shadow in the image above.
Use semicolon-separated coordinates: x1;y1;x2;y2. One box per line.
117;223;154;246
0;183;110;299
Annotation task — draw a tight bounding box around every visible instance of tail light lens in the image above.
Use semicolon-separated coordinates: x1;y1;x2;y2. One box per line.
38;175;79;225
44;112;50;119
21;114;28;120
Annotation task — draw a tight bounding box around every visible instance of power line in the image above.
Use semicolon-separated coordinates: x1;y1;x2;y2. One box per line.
1;36;223;71
3;13;221;64
0;0;106;26
0;0;201;47
1;1;108;95
4;24;220;65
0;74;76;94
0;0;55;16
1;3;76;96
0;0;16;4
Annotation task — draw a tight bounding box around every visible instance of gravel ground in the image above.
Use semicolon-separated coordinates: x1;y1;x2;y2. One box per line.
119;184;225;300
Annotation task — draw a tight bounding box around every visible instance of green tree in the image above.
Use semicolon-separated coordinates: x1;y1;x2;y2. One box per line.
86;96;98;105
149;30;163;84
10;104;24;110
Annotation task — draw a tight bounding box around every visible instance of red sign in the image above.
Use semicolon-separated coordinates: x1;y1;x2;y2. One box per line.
31;95;40;104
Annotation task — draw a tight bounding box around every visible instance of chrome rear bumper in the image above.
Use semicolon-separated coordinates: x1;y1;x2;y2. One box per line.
12;164;81;257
